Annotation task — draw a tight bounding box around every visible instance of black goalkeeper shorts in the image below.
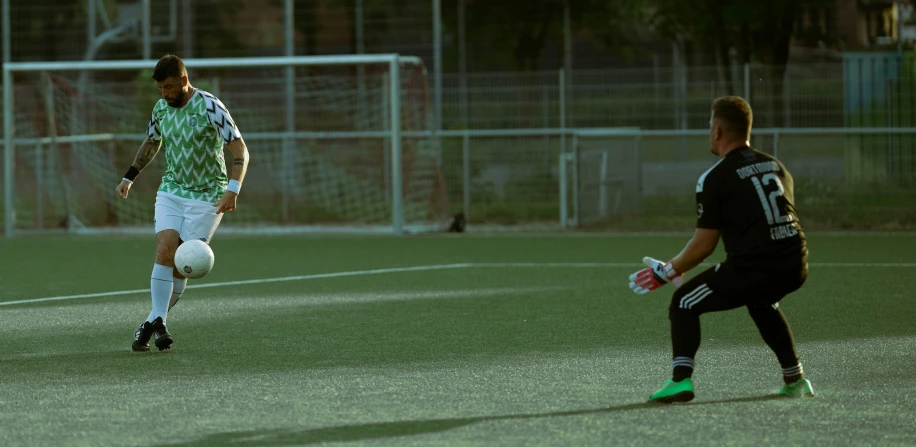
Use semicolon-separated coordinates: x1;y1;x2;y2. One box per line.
669;262;807;315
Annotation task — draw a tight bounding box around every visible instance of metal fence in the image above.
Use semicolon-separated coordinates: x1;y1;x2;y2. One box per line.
1;123;914;233
7;64;887;131
437;63;858;130
564;127;916;230
7;1;915;132
4;0;436;62
426;127;916;231
3;62;916;233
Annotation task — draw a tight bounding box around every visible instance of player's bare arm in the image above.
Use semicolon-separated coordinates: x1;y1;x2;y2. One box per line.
227;137;250;185
670;228;720;274
132;137;163;170
115;137;163;199
214;137;249;214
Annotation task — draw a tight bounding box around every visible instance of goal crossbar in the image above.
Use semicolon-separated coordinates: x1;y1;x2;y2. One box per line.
1;54;422;72
3;54;420;237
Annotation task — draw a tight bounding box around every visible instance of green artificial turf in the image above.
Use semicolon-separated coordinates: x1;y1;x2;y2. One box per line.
1;233;914;446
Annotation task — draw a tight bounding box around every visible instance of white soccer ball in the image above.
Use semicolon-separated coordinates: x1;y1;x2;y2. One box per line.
174;240;215;279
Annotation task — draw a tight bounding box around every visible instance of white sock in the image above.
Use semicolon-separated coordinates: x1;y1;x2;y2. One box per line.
169;276;187;310
147;264;174;323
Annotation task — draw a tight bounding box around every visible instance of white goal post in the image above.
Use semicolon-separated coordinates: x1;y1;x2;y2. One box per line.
2;54;449;237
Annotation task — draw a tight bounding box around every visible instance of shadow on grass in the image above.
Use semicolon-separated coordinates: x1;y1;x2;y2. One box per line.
153;395;785;446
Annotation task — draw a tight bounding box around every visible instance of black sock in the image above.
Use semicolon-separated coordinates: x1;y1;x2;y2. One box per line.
782;364;804;384
671;357;693;382
672;357;694;382
669;306;702;382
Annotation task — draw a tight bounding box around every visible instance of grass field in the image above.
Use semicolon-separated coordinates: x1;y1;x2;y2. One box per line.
1;233;915;446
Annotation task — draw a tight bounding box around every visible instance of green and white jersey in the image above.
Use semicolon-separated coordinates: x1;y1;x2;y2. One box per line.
147;90;242;203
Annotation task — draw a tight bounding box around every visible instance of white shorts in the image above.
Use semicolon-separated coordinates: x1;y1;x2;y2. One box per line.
154;192;223;243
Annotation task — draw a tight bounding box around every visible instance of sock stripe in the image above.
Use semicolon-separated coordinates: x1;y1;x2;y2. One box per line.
672;356;695;369
782;364;804;376
172;277;188;294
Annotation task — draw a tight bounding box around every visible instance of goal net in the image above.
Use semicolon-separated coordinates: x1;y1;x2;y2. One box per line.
2;55;450;236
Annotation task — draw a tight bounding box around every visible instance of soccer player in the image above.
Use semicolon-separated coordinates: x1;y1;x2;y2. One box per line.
115;54;249;352
629;96;812;403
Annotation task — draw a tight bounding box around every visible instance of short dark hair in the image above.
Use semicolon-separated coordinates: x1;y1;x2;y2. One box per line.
712;96;753;139
152;54;187;82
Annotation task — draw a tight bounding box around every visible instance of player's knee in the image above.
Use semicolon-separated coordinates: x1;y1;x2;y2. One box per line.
669;306;690;322
154;235;180;266
669;298;691;320
155;243;176;265
747;302;780;319
668;288;687;314
669;286;705;320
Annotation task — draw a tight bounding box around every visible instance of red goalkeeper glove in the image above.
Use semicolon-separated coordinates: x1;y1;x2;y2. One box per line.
628;257;683;295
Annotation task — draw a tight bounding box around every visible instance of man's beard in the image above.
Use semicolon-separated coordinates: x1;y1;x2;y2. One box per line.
166;96;181;108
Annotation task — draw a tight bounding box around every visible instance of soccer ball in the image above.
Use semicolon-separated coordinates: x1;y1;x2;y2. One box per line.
174;240;215;279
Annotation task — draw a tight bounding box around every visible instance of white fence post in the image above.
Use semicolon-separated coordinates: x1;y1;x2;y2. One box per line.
598;151;608;219
559;153;569;229
389;56;403;234
462;131;471;221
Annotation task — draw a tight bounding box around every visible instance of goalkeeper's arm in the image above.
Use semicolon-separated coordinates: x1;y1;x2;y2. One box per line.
669;228;720;274
629;228;719;295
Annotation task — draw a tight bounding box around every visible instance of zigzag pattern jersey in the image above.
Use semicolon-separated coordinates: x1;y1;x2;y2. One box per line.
147;90;242;203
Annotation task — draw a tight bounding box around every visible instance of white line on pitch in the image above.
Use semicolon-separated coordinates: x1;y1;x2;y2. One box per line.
470;262;640;268
806;262;916;267
0;264;472;307
470;262;916;268
3;261;914;307
187;263;473;289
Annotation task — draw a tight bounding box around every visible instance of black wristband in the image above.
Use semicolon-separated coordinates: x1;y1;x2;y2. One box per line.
124;166;140;181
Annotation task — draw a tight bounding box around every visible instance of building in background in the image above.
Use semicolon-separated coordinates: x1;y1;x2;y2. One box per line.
831;0;913;50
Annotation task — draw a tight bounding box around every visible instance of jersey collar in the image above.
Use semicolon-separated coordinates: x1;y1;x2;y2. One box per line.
725;144;752;158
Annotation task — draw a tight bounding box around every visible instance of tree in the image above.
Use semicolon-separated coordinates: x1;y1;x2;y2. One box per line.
265;0;319;55
267;0;411;56
648;0;835;125
647;0;736;92
458;0;641;71
188;0;245;58
339;0;414;54
256;0;639;72
8;0;86;62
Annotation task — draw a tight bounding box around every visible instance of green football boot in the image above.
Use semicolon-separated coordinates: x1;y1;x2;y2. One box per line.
648;378;695;403
778;378;814;397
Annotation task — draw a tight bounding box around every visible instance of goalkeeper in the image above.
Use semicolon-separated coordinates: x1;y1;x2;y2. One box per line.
114;54;249;352
629;96;812;403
